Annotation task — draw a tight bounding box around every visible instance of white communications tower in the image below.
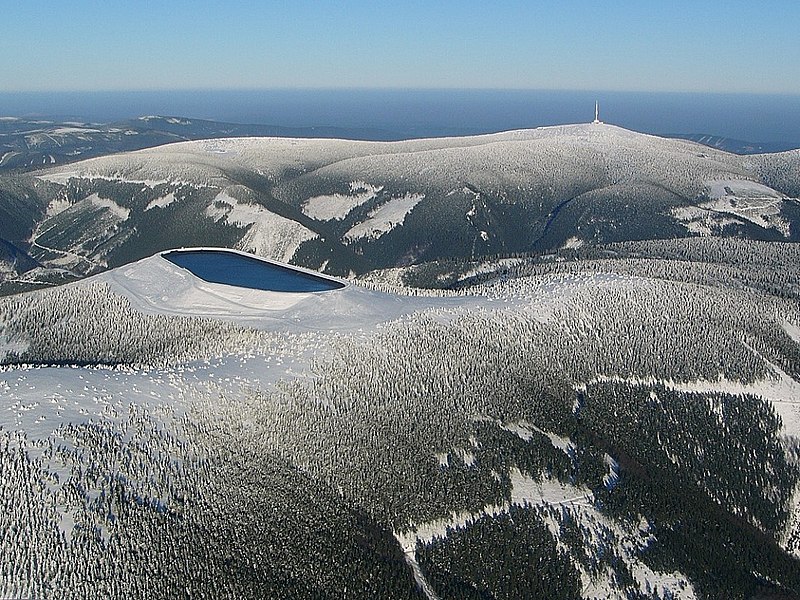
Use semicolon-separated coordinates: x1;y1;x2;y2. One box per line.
593;101;602;124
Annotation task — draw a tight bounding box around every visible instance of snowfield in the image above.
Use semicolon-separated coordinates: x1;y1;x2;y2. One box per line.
344;192;425;241
205;191;318;262
301;181;383;221
87;193;130;221
96;250;478;329
144;191;177;211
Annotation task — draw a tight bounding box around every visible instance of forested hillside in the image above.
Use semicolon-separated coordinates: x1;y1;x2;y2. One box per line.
1;239;799;598
1;124;799;295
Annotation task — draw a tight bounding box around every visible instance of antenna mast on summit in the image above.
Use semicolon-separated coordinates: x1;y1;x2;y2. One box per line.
593;101;602;124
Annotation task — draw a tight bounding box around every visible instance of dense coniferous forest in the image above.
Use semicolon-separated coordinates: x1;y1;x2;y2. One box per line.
1;235;799;598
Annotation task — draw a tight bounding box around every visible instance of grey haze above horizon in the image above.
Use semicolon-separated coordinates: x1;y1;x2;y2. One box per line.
2;89;800;146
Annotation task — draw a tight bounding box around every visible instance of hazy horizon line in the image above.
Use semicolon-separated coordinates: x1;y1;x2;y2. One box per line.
3;88;798;144
2;87;800;98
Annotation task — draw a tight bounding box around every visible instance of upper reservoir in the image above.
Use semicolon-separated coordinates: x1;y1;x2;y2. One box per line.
162;249;345;293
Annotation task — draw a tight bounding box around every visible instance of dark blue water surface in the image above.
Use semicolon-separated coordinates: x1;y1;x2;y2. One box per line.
2;89;799;144
162;250;344;292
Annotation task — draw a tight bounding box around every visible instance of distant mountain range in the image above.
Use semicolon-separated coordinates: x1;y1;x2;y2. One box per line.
0;115;397;172
666;133;800;155
2;115;797;175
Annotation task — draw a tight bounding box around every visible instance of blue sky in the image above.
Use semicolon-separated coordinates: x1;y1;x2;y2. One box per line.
3;0;799;93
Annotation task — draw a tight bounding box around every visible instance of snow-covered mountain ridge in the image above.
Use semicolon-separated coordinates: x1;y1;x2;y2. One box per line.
2;122;798;294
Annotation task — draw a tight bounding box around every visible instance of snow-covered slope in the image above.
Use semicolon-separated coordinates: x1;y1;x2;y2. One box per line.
35;123;792;200
3;123;795;287
2;127;800;597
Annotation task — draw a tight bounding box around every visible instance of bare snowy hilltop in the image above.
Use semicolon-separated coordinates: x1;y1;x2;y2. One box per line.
1;123;800;599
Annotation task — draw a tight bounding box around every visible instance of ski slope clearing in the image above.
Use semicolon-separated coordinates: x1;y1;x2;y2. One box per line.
702;179;791;235
344;192;425;241
301;181;383;221
584;366;800;439
85;194;130;221
144;191;176;211
204;191;318;262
